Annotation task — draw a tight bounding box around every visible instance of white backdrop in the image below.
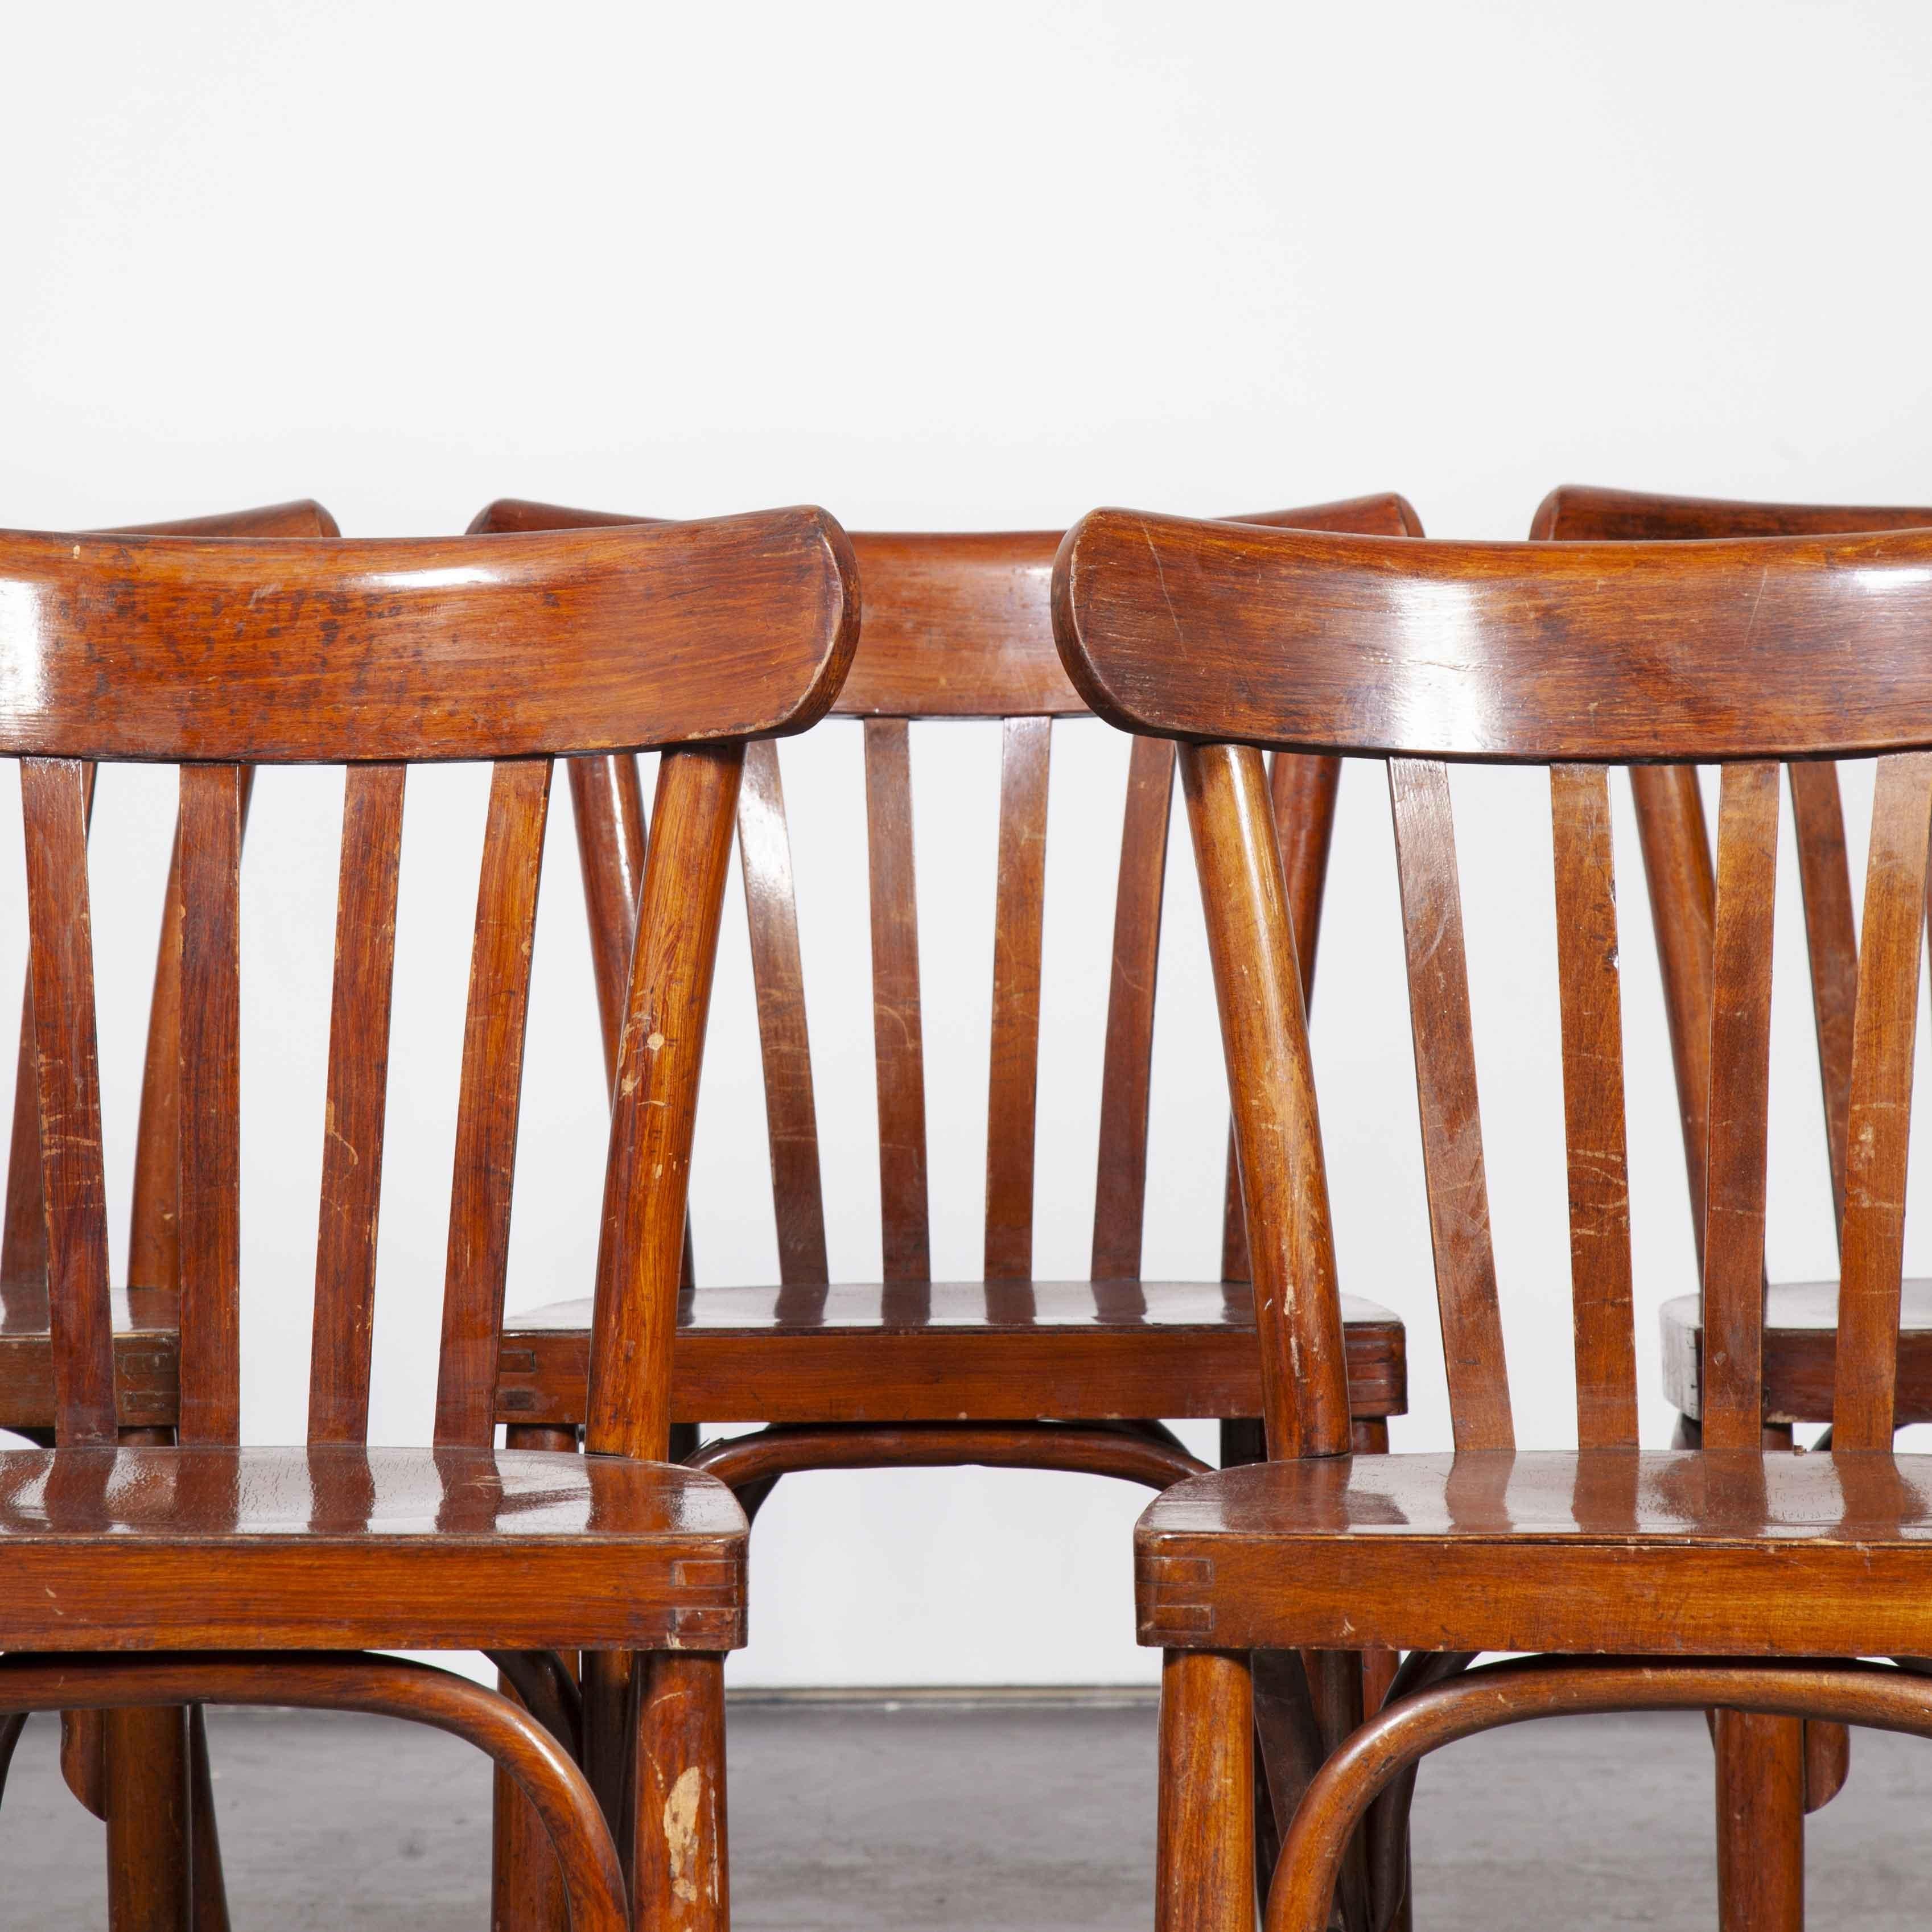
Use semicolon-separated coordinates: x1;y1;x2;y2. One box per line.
3;1;1932;1685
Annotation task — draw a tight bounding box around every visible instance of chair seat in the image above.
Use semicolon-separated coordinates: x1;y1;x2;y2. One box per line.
0;1444;746;1653
1661;1280;1932;1426
1136;1449;1932;1658
0;1283;178;1432
495;1281;1407;1427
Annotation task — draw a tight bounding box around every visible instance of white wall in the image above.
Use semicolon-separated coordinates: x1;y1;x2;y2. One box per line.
3;1;1931;1685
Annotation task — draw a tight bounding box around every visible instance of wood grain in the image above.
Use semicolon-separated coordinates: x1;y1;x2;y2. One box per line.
1832;752;1932;1448
586;747;744;1464
1091;736;1174;1282
19;759;115;1445
738;739;829;1286
1699;763;1780;1452
0;510;858;763
1179;744;1352;1460
1625;765;1717;1273
984;715;1051;1280
308;764;405;1445
434;760;551;1449
1387;759;1513;1451
1550;764;1638;1448
862;719;932;1286
1787;762;1860;1232
1056;511;1932;763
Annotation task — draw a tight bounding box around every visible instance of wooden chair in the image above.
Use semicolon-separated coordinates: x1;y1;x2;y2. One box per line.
1533;483;1932;1456
472;491;1420;1925
1534;484;1932;1905
474;491;1414;1473
0;496;339;1923
1056;507;1932;1932
0;506;858;1930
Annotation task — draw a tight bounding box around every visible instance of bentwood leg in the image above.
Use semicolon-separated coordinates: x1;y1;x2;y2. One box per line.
104;1704;191;1932
1716;1710;1804;1932
631;1651;730;1932
1157;1649;1254;1932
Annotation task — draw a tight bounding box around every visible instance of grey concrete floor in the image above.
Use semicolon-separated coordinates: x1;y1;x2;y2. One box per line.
2;1696;1929;1928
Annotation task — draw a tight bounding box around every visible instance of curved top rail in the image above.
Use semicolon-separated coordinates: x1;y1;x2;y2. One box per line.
472;493;1421;719
1052;509;1932;764
101;499;341;539
1534;483;1932;542
0;508;858;763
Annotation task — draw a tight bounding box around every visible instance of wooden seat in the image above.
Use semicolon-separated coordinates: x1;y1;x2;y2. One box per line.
0;506;858;1932
497;1283;1406;1426
475;492;1420;1482
1054;508;1932;1932
1662;1281;1932;1427
0;1283;178;1432
0;1444;744;1652
1139;1448;1932;1658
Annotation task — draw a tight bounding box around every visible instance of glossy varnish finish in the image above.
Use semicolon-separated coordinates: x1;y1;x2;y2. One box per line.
477;492;1421;1932
478;495;1418;1449
0;508;857;1931
1053;510;1932;1932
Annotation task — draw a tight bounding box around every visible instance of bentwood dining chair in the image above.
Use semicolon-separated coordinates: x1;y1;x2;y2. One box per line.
469;492;1419;1922
0;496;339;1922
1054;508;1932;1932
1534;485;1932;1916
0;506;858;1930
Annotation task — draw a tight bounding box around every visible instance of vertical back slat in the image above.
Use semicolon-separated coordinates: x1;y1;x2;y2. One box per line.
984;715;1052;1281
1091;736;1175;1281
176;763;244;1447
1700;763;1781;1451
568;753;650;1094
1221;752;1343;1283
1832;751;1932;1449
569;750;696;1288
738;739;830;1286
129;769;254;1294
308;764;407;1444
1387;757;1514;1451
1787;762;1860;1235
1628;765;1717;1276
4;767;96;1287
20;758;116;1444
1550;764;1639;1448
863;718;931;1284
432;760;553;1448
1180;742;1352;1459
587;745;744;1463
0;988;46;1284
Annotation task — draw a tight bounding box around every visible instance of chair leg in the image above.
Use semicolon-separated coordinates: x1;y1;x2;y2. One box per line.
104;1704;192;1932
187;1707;230;1932
1715;1709;1803;1932
1158;1649;1254;1932
492;1675;571;1932
631;1651;730;1932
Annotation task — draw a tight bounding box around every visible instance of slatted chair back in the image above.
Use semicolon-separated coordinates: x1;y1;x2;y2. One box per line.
1053;511;1932;1459
1;513;857;1459
473;494;1422;1298
1533;484;1932;1271
0;500;343;1299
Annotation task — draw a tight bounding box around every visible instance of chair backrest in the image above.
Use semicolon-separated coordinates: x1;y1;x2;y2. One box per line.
473;493;1423;1294
1054;509;1932;1459
1534;485;1932;1277
0;500;344;1298
0;510;857;1459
